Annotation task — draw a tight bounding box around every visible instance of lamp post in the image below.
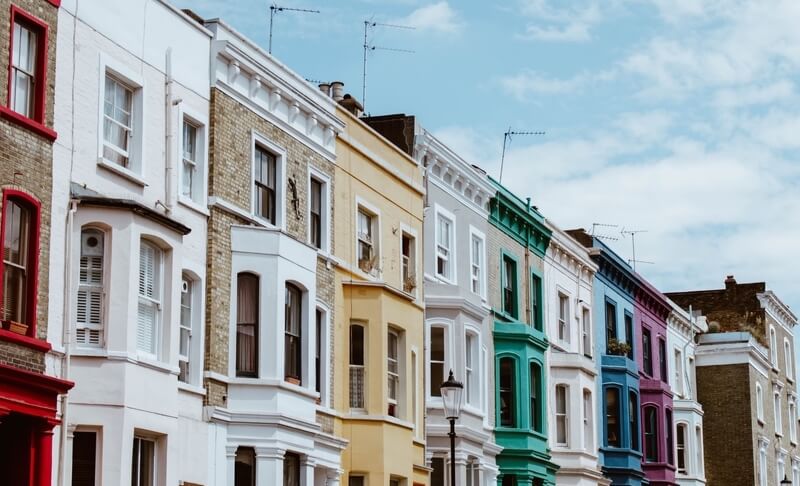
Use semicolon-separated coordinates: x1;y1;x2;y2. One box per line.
441;370;464;486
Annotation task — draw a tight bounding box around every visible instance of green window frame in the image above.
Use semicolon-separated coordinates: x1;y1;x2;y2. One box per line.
500;250;519;319
530;360;545;433
530;269;543;331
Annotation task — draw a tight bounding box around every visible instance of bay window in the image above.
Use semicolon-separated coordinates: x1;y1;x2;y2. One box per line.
676;423;687;474
76;228;104;346
430;326;445;397
349;323;365;409
236;273;259;377
136;240;162;357
583;389;593;449
629;391;639;451
605;387;621;447
644;405;658;462
388;329;400;417
234;447;255;486
530;362;542;432
555;384;568;445
499;357;516;427
465;332;478;406
284;283;302;383
666;409;674;465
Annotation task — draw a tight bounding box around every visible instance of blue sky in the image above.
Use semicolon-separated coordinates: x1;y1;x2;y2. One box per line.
179;0;800;321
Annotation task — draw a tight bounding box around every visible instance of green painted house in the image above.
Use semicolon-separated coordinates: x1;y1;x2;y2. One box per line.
487;178;558;486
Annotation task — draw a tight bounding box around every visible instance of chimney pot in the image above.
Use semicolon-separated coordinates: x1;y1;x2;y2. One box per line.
330;81;344;102
725;275;737;290
319;83;331;96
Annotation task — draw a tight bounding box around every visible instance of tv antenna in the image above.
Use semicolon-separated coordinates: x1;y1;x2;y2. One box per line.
620;227;653;271
590;223;619;242
362;20;415;112
499;128;545;183
269;4;320;54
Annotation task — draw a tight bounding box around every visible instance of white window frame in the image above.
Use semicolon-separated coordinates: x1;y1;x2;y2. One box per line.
136;239;163;360
251;131;287;229
316;304;331;407
387;328;400;417
399;223;418;296
776;387;784;436
178;105;208;210
583;388;593;450
674;348;684;398
464;326;481;409
676;422;688;475
557;291;570;344
786;338;794;382
770;326;779;369
75;227;107;348
757;383;765;423
582;307;592;358
131;435;157;486
790;398;797;444
349;321;367;411
427;320;451;401
468;226;486;299
792;458;799;486
758;439;768;486
434;204;456;283
97;55;145;184
178;271;203;386
355;196;381;277
307;167;331;253
555;383;569;446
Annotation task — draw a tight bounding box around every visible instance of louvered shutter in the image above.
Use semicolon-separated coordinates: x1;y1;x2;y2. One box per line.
76;254;103;346
136;242;159;355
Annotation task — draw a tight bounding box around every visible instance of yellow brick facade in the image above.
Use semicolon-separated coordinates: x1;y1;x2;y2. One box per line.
332;106;428;486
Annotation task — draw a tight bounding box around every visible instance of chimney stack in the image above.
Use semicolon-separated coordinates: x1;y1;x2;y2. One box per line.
724;275;737;291
330;81;344;102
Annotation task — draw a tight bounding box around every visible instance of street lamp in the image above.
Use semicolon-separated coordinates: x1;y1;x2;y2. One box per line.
781;476;791;485
441;370;464;486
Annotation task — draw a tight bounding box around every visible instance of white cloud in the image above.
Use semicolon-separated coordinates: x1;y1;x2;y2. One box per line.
498;70;587;99
395;1;464;34
517;1;602;43
713;80;795;109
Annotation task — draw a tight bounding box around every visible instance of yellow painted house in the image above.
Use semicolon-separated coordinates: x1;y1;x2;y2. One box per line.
332;104;428;486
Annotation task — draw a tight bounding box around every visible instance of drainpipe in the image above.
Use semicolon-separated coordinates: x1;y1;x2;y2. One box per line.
681;304;696;399
57;198;78;486
524;198;531;324
164;48;179;213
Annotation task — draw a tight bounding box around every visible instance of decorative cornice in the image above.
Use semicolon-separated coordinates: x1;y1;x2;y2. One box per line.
757;291;798;330
488;177;552;259
207;21;343;161
415;129;494;216
545;225;597;285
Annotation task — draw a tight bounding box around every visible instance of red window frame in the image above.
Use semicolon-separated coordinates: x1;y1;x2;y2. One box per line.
0;5;56;141
0;189;41;342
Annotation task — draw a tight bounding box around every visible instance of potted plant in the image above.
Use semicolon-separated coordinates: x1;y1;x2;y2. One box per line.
403;275;417;293
607;338;632;356
3;319;28;336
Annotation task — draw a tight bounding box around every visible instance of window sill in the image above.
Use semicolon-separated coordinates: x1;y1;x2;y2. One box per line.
177;382;207;396
97;158;148;186
434;274;456;286
0;106;57;141
757;418;765;426
178;196;210;216
0;328;51;352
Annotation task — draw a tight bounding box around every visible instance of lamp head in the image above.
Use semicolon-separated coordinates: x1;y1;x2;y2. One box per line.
440;369;464;420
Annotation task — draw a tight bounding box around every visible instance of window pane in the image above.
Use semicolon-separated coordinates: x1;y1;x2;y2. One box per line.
2;199;30;324
430;327;444;396
606;388;620;447
131;438;154;486
234;447;255;486
500;358;516;427
284;284;302;381
629;392;639;451
71;432;97;486
236;274;258;376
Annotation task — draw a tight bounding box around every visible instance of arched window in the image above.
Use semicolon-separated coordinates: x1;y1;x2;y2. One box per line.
605;387;621;447
785;339;793;380
1;192;40;334
530;362;542;432
76;227;105;346
756;383;764;421
499;357;516;427
234;447;255;486
284;283;302;383
676;423;688;474
644;405;659;462
629;391;639;451
770;326;778;366
555;384;569;445
349;323;365;409
137;239;163;356
236;273;259;377
665;409;674;465
583;389;593;450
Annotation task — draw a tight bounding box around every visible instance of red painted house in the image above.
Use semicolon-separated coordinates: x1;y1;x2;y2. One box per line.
0;1;72;485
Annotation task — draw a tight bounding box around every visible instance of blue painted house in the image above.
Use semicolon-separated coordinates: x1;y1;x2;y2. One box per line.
568;230;646;486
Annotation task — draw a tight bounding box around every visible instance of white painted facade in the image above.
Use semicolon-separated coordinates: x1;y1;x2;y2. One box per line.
203;19;347;486
666;300;707;486
48;0;212;485
415;125;501;485
543;223;608;486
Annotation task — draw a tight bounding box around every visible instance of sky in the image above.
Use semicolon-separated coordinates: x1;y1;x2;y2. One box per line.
177;0;800;321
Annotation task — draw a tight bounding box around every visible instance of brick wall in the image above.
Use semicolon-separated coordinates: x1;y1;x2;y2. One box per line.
204;88;337;406
696;364;755;485
0;0;58;374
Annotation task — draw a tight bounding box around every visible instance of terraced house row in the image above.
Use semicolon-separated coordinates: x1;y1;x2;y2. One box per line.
0;1;796;486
